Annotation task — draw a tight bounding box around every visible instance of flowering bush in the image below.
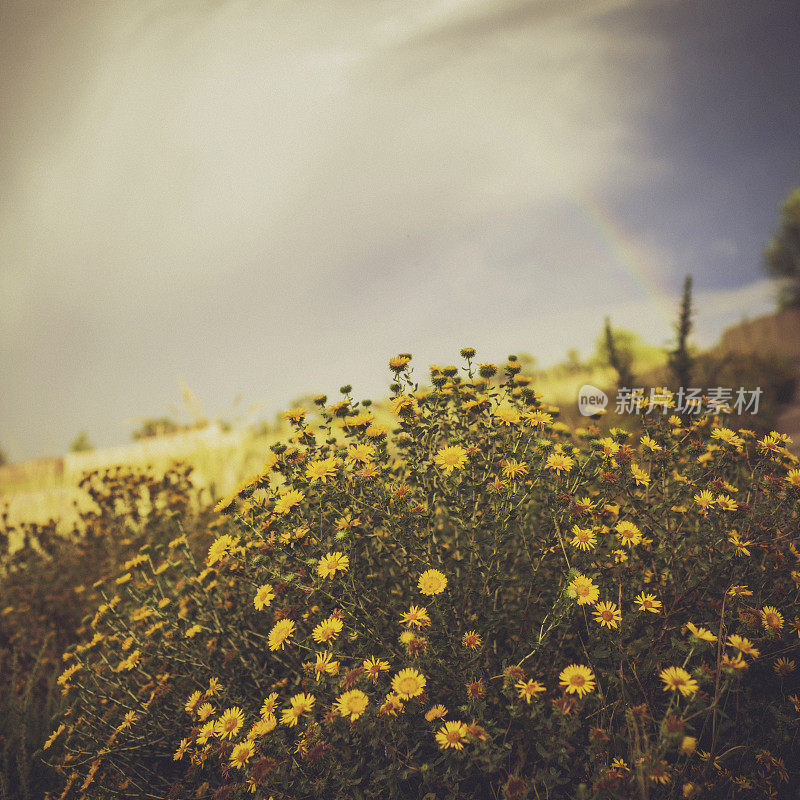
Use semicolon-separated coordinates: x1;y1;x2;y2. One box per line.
47;353;800;799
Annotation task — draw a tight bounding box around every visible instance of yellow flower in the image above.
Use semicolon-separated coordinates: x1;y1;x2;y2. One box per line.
391;668;426;700
205;677;223;697
728;531;752;556
493;404;521;426
570;526;597;551
185;690;202;713
268;619;296;651
260;693;279;718
711;427;744;448
400;605;431;628
273;489;304;515
761;606;784;632
558;664;595;698
515;679;546;703
207;534;238;566
785;468;800;489
229;740;255;769
317;551;349;579
501;458;529;479
716;494;738;511
634;592;662;613
435;720;468;750
593;601;622;630
306;456;338;483
313;651;340;680
568;574;600;606
335;689;369;720
425;704;448;721
615;521;642;547
461;630;482;651
727;585;753;598
686;622;717;643
215;707;245;740
173;737;191;761
280;693;315;727
523;409;552;428
282;406;308;424
418;569;447;596
312;616;343;644
196;720;216;745
197;702;214;721
380;693;404;716
347;444;375;465
434;445;468;476
694;490;715;511
545;452;574;474
659;667;698;697
254;584;276;611
248;716;277;739
721;653;748;671
363;656;391;682
726;634;759;657
630;463;651;486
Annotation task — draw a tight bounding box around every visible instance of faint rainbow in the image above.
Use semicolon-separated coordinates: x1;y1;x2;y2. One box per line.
574;196;675;330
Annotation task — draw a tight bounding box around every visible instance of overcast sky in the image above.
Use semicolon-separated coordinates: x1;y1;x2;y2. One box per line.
1;0;799;461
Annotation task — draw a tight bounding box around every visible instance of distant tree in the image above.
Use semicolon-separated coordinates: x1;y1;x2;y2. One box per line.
130;418;182;441
595;319;635;389
763;188;800;308
668;275;695;388
70;431;93;452
0;444;6;466
565;348;584;373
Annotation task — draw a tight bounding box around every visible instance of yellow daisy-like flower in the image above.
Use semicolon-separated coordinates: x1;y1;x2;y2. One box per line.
434;445;468;476
425;704;448;721
185;690;202;714
558;664;596;698
273;489;304;515
205;677;223;697
254;584;276;611
248;716;277;739
229;740;255;769
335;689;369;720
716;494;738;511
306;456;338;483
435;720;469;750
280;693;315;727
568;574;600;606
282;406;308;424
207;534;238;566
400;605;431;628
516;679;546;703
721;652;748;671
761;606;784;631
774;658;795;676
312;616;343;644
659;667;698;697
785;468;800;489
634;592;662;613
630;463;651;486
686;622;717;643
260;693;279;719
172;737;191;761
197;702;214;721
418;569;447;596
593;601;622;630
523;409;553;427
268;619;296;651
391;668;426;700
215;707;245;740
545;452;575;474
727;585;753;598
380;693;405;716
694;489;715;511
501;458;529;479
726;634;759;657
313;651;340;680
493;404;521;426
570;526;597;551
462;630;482;651
196;720;216;745
363;656;391;682
711;427;744;448
346;443;375;465
615;521;642;547
317;551;349;579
